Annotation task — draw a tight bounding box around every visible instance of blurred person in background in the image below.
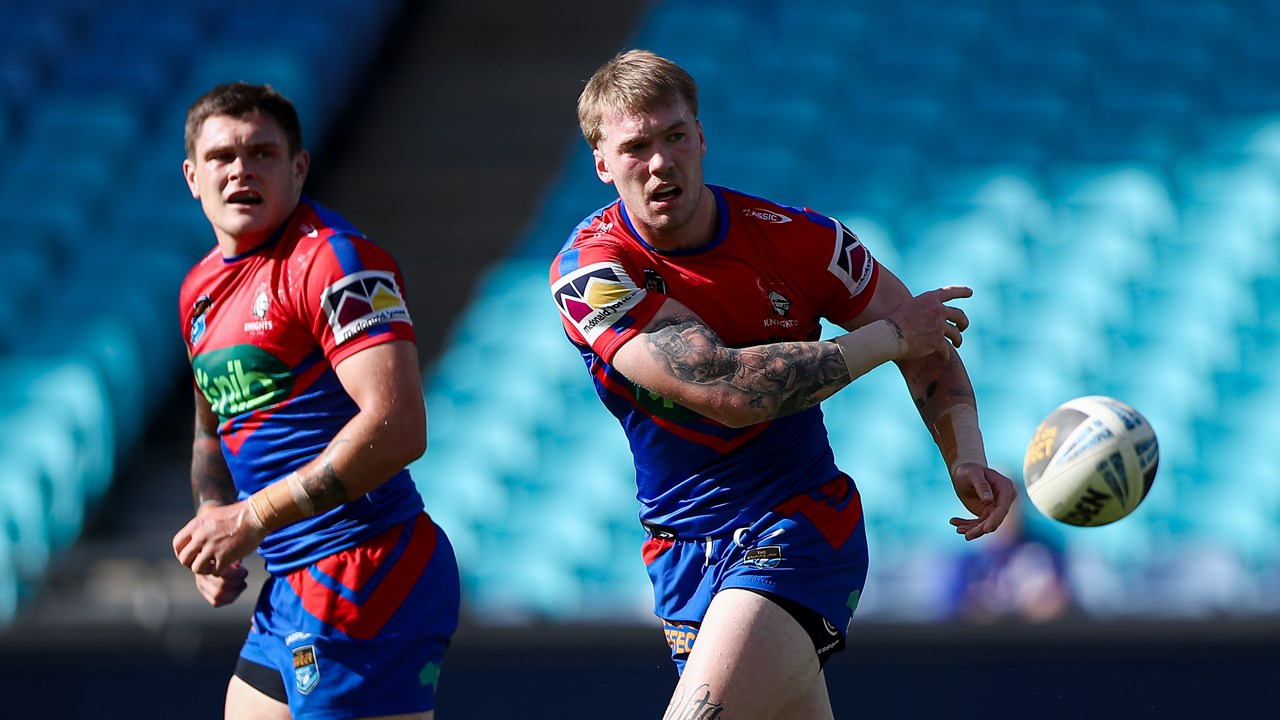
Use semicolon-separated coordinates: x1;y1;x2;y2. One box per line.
550;49;1016;720
171;82;459;720
944;485;1076;623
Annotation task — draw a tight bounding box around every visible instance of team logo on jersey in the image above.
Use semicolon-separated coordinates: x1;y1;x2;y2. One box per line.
292;644;320;695
320;270;411;345
829;224;875;296
757;279;799;329
767;291;791;316
189;294;212;345
743;545;782;569
551;262;645;343
244;286;274;333
744;207;792;224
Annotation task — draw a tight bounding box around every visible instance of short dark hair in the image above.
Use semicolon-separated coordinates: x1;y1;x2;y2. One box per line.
184;82;303;158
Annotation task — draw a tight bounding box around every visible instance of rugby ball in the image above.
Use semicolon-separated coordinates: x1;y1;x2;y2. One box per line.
1022;395;1159;527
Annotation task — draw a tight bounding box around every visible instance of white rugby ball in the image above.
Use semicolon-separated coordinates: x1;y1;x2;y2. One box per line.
1022;395;1159;527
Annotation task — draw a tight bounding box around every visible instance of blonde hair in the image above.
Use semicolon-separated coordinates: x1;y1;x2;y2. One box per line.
577;49;699;148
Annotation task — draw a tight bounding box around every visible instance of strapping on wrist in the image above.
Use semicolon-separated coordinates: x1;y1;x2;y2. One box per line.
247;473;314;534
934;403;987;476
832;319;906;380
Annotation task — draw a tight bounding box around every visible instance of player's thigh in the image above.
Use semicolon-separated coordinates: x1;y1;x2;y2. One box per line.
666;588;830;720
226;675;290;720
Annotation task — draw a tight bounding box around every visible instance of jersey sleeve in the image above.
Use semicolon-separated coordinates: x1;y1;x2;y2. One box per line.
301;232;416;367
817;216;880;326
550;243;665;363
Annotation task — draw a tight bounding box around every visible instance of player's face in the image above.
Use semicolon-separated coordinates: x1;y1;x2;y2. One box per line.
184;110;309;254
593;98;712;250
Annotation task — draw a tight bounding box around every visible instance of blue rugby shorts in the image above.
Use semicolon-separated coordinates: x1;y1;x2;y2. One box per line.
643;474;869;673
237;513;460;718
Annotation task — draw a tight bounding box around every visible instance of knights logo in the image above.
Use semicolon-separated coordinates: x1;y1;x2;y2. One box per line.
252;290;270;319
768;290;791;316
292;644;320;695
189;294;212;345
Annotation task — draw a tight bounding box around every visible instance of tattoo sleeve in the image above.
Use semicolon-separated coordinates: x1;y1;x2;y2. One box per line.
191;423;236;510
644;318;851;421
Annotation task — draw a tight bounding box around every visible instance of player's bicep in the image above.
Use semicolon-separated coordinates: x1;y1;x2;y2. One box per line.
333;340;425;428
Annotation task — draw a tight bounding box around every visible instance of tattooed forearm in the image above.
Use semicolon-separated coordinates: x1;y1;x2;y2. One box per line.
191;432;236;510
645;318;851;421
903;351;975;414
301;439;351;513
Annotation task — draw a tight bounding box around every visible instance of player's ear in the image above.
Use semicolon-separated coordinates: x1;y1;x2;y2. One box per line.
697;120;707;157
293;149;311;186
183;158;200;198
593;147;614;185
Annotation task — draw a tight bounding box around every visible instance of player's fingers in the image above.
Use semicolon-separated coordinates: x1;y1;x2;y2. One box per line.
172;525;192;558
930;285;973;302
946;305;970;332
192;550;218;574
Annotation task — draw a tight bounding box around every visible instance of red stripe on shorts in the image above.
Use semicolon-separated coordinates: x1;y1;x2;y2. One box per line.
774;475;863;550
287;514;437;640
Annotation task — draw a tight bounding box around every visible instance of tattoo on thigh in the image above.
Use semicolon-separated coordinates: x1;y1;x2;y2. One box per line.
663;683;725;720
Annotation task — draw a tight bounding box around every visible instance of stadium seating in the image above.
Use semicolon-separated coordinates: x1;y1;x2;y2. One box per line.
416;0;1280;622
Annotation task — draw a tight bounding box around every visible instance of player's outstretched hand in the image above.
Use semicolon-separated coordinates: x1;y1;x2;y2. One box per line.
172;500;266;577
194;560;249;608
947;462;1016;541
885;285;972;360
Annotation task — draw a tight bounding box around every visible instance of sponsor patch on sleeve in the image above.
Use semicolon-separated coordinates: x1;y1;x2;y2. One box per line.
828;223;876;296
320;270;412;345
551;261;646;344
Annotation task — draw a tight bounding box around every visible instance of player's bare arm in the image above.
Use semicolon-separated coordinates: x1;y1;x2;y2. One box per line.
615;300;852;428
173;340;426;574
191;390;236;509
843;265;1015;540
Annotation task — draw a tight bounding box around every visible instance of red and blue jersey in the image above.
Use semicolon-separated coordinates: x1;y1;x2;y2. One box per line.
550;186;880;538
179;198;424;574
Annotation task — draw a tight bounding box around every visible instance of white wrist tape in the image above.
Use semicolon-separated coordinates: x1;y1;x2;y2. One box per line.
832;319;906;380
287;472;317;518
935;403;987;475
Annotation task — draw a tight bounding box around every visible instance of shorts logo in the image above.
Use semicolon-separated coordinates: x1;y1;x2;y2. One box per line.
829;224;875;296
743;545;782;569
292;644;320;695
320;270;411;345
551;262;644;343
